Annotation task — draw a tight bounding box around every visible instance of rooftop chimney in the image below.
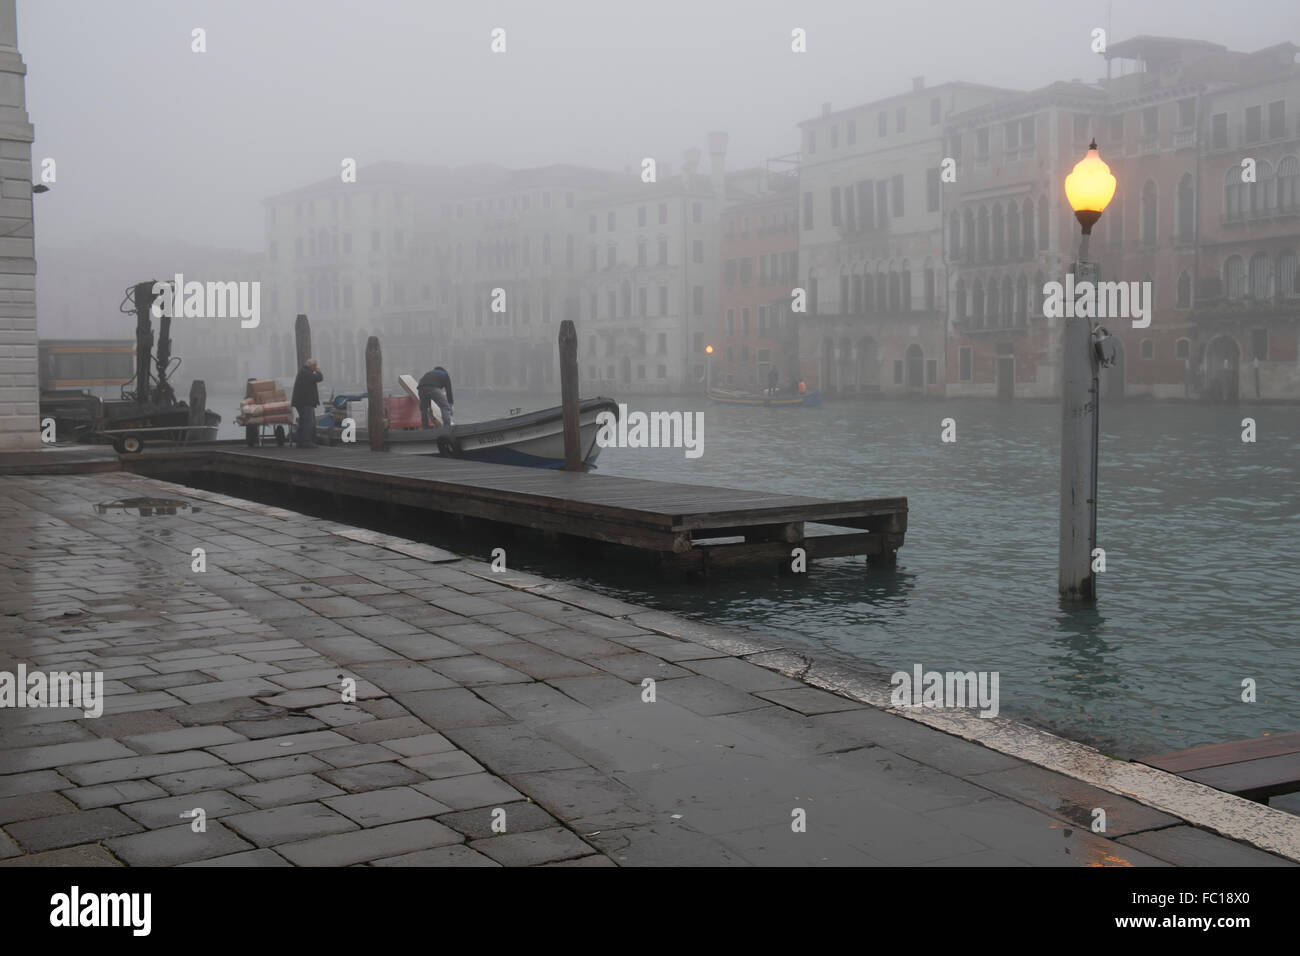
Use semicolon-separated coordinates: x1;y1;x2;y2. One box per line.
912;76;925;92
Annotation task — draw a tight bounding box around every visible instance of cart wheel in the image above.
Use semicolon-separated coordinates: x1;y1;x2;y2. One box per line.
245;425;258;447
274;425;286;446
121;434;144;454
111;439;125;454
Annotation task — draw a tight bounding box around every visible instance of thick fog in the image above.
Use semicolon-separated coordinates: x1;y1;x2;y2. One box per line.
22;0;1297;271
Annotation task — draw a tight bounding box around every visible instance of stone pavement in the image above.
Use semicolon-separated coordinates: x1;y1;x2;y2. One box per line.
0;471;1293;866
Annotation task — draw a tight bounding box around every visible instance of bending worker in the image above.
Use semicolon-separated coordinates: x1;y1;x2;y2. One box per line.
417;365;455;429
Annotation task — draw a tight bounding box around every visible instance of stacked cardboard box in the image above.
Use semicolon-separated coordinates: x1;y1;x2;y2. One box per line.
237;379;293;425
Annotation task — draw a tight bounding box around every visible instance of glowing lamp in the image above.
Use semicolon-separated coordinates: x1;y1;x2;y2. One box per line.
1064;140;1116;235
705;345;714;354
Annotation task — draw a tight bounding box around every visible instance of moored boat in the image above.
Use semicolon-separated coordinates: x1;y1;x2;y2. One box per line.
328;397;620;469
707;387;822;407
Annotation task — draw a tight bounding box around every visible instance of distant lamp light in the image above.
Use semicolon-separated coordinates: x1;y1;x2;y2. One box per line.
1064;139;1115;235
32;184;49;194
704;345;714;354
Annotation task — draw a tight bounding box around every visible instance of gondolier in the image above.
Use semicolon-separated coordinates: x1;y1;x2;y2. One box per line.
291;358;323;448
417;366;455;429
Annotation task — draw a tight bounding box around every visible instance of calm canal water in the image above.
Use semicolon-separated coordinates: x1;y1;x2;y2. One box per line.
211;387;1298;756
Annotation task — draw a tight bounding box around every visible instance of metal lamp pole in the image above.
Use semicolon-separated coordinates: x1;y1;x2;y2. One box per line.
1059;140;1114;602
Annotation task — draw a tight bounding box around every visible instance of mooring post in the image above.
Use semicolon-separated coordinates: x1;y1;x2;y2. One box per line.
295;314;312;369
1059;238;1099;601
188;380;206;427
559;319;581;471
366;335;385;451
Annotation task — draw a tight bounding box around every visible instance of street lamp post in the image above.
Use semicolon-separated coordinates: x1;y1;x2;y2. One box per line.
704;344;714;395
1059;140;1116;602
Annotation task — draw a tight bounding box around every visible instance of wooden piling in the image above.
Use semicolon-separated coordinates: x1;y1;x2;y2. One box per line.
187;380;207;427
559;320;581;472
295;314;312;368
366;335;385;452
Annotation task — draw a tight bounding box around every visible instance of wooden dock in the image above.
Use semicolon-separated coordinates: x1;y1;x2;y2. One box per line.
126;445;907;576
1139;732;1300;803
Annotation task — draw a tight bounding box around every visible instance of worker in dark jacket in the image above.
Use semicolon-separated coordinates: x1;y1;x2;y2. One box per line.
417;366;454;429
291;359;323;448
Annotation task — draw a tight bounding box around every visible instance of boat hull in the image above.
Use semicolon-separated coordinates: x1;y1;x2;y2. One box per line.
708;389;822;407
349;397;619;469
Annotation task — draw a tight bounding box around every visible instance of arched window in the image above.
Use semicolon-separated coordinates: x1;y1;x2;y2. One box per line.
1253;159;1275;213
1279;250;1299;298
987;277;1000;322
1022;199;1034;257
1033;270;1045;318
863;273;875;313
1177;174;1194;244
1000;276;1014;327
1015;274;1028;326
977;206;989;261
888;270;901;311
1037;196;1048;250
852;274;863;314
1175;338;1191;359
1225;167;1242;220
954;278;966;320
1248;252;1273;300
1141;180;1158;248
1176;270;1191;308
876;267;888;312
1008;201;1021;259
992;203;1005;260
621;280;632;317
1279;157;1300;211
1224;256;1245;299
949;212;961;259
972;280;985;328
963;209;976;263
901;260;912;310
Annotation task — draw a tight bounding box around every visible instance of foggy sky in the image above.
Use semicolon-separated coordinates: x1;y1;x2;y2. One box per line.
20;0;1300;254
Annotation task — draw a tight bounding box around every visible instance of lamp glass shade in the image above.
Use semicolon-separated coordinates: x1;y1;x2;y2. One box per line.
705;345;714;354
1064;142;1116;214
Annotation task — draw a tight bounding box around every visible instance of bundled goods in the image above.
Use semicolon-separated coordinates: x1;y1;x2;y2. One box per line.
387;395;425;429
236;397;293;425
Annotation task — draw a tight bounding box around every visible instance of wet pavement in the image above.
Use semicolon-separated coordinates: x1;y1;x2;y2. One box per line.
0;471;1294;866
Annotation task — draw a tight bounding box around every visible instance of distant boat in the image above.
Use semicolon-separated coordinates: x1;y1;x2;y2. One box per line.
331;397;620;469
708;387;822;408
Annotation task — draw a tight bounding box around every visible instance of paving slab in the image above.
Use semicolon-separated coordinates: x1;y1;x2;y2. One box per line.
224;802;359;846
106;821;253;866
6;806;143;852
323;786;451;826
469;826;594;866
276;819;462;866
371;844;500;867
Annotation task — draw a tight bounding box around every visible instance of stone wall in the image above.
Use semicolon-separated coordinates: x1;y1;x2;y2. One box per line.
0;0;36;450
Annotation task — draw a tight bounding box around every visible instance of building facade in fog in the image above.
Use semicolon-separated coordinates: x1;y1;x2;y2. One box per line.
946;37;1300;402
0;0;35;450
944;81;1103;400
794;80;1014;398
717;168;799;389
578;135;728;394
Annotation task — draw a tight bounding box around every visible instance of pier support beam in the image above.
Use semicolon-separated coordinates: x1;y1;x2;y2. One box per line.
559;320;581;472
366;336;385;452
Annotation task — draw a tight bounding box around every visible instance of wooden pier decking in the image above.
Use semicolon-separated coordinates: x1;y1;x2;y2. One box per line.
1139;732;1300;803
125;444;907;575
